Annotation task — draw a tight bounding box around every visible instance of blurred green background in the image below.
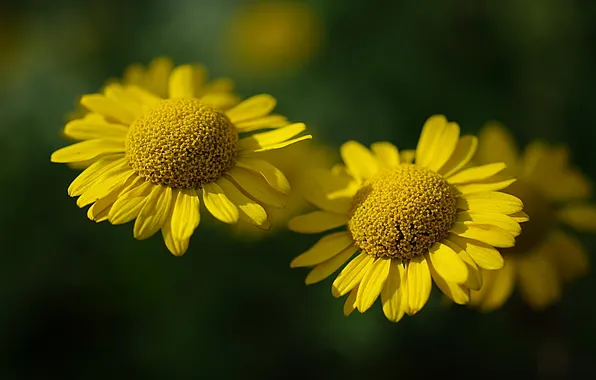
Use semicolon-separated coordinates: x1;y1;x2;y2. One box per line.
1;0;596;378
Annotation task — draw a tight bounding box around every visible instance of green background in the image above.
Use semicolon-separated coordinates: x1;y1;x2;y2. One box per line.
1;0;595;378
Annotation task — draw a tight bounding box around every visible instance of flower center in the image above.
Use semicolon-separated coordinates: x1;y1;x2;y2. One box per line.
501;180;554;255
126;99;238;189
347;164;458;261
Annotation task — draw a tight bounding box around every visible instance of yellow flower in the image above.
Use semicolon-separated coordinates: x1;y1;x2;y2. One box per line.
224;0;323;75
469;122;593;311
289;115;526;322
51;61;312;256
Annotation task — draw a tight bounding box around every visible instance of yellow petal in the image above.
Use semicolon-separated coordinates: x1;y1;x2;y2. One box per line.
547;230;589;281
457;191;523;214
133;185;173;240
447;233;504;270
428;121;460;172
558;204;596;232
239;135;312;154
343;286;359;316
456;211;521;236
400;149;416;164
332;253;375;297
415;114;447;168
371;142;399;168
305;245;358;285
476;122;519;169
427;241;468;284
509;211;530;223
450;222;515;248
217;177;267;226
63;118;128;141
446;240;482;290
288;211;346;234
143;56;173;98
404;255;432;315
108;181;154;225
168;64;206;99
75;163;135;207
80;94;136;125
340;140;379;181
225;94;276;123
87;175;137;222
227;167;286;208
169;189;200;241
103;84;144;117
517;253;560;310
162;214;190;257
290;231;354;268
235;157;291;194
125;85;162;109
238;123;307;151
478;261;515;311
454;178;516;195
51;140;124;163
381;260;405;323
234;115;289;132
201;182;239;224
356;258;391;312
447;163;507;184
67;155;125;196
438;135;478;178
199;92;240;111
429;262;470;305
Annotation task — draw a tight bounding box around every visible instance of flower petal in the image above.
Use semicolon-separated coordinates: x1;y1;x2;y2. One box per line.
67;155;126;196
457;191;524;214
290;231;354;268
415;114;447;168
438;135;478;178
429;262;470;305
547;230;589;281
470;262;515;312
288;211;346;234
168;64;206;99
332;253;375;297
450;222;515;248
517;253;560;310
356;258;391;312
343;286;359;316
51;140;124;163
225;94;276;124
476;122;519;169
340;140;379;181
404;255;432;315
63;117;129;141
558;204;596;232
133;185;173;240
80;94;136;125
235;157;291;194
444;239;482;290
217;177;267;226
381;260;406;323
447;163;506;185
447;233;504;270
305;245;358;285
427;241;468;284
371;142;399;168
454;178;516;195
227;167;286;208
428;121;460;172
201;182;239;224
456;211;521;236
234;115;289;132
238;123;307;151
169;189;201;241
108;181;155;225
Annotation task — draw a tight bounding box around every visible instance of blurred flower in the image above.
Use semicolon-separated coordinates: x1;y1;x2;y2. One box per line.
469;122;593;311
223;0;324;76
51;60;312;256
231;141;337;239
289;116;525;322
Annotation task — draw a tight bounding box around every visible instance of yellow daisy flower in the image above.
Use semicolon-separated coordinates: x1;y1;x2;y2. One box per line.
469;122;593;311
51;61;312;256
289;115;526;322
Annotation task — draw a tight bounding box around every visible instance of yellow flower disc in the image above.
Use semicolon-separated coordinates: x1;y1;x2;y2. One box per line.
348;164;457;260
126;99;238;189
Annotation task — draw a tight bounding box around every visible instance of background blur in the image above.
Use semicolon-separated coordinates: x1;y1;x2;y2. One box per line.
1;0;596;378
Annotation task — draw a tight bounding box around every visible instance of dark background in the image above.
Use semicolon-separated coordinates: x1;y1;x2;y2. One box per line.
1;0;595;378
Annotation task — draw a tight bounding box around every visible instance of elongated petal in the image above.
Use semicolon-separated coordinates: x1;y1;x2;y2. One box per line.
235;157;291;194
76;164;135;207
234;115;289;132
404;255;432;315
428;122;460;172
429;262;470;305
67;155;125;196
225;94;276;123
227;167;286;208
170;189;200;241
290;231;354;268
476;122;519;169
340;140;379;181
168;64;206;99
457;192;523;214
202;182;239;224
288;211;346;234
427;241;468;284
305;245;358;285
133;185;173;240
455;178;516;195
239;135;312;154
415;115;447;168
108;181;155;224
356;258;391;312
332;253;374;297
238;123;307;151
80;94;136;124
371;142;399;168
51;140;124;163
217;177;267;226
447;233;504;270
447;163;506;184
450;222;515;248
456;211;521;236
381;260;405;323
443;239;482;290
63;118;129;141
438;136;478;177
343;286;358;316
517;254;560;310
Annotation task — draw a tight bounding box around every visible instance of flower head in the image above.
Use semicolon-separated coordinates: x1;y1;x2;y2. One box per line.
51;59;311;256
289;116;525;322
469;122;593;311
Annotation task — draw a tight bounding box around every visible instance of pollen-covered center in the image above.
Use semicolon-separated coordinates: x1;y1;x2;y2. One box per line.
126;99;238;189
347;164;458;261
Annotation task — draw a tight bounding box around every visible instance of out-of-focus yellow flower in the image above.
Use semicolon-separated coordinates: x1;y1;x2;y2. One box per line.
51;59;312;256
289;116;526;322
231;141;337;239
470;122;593;311
224;0;324;76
